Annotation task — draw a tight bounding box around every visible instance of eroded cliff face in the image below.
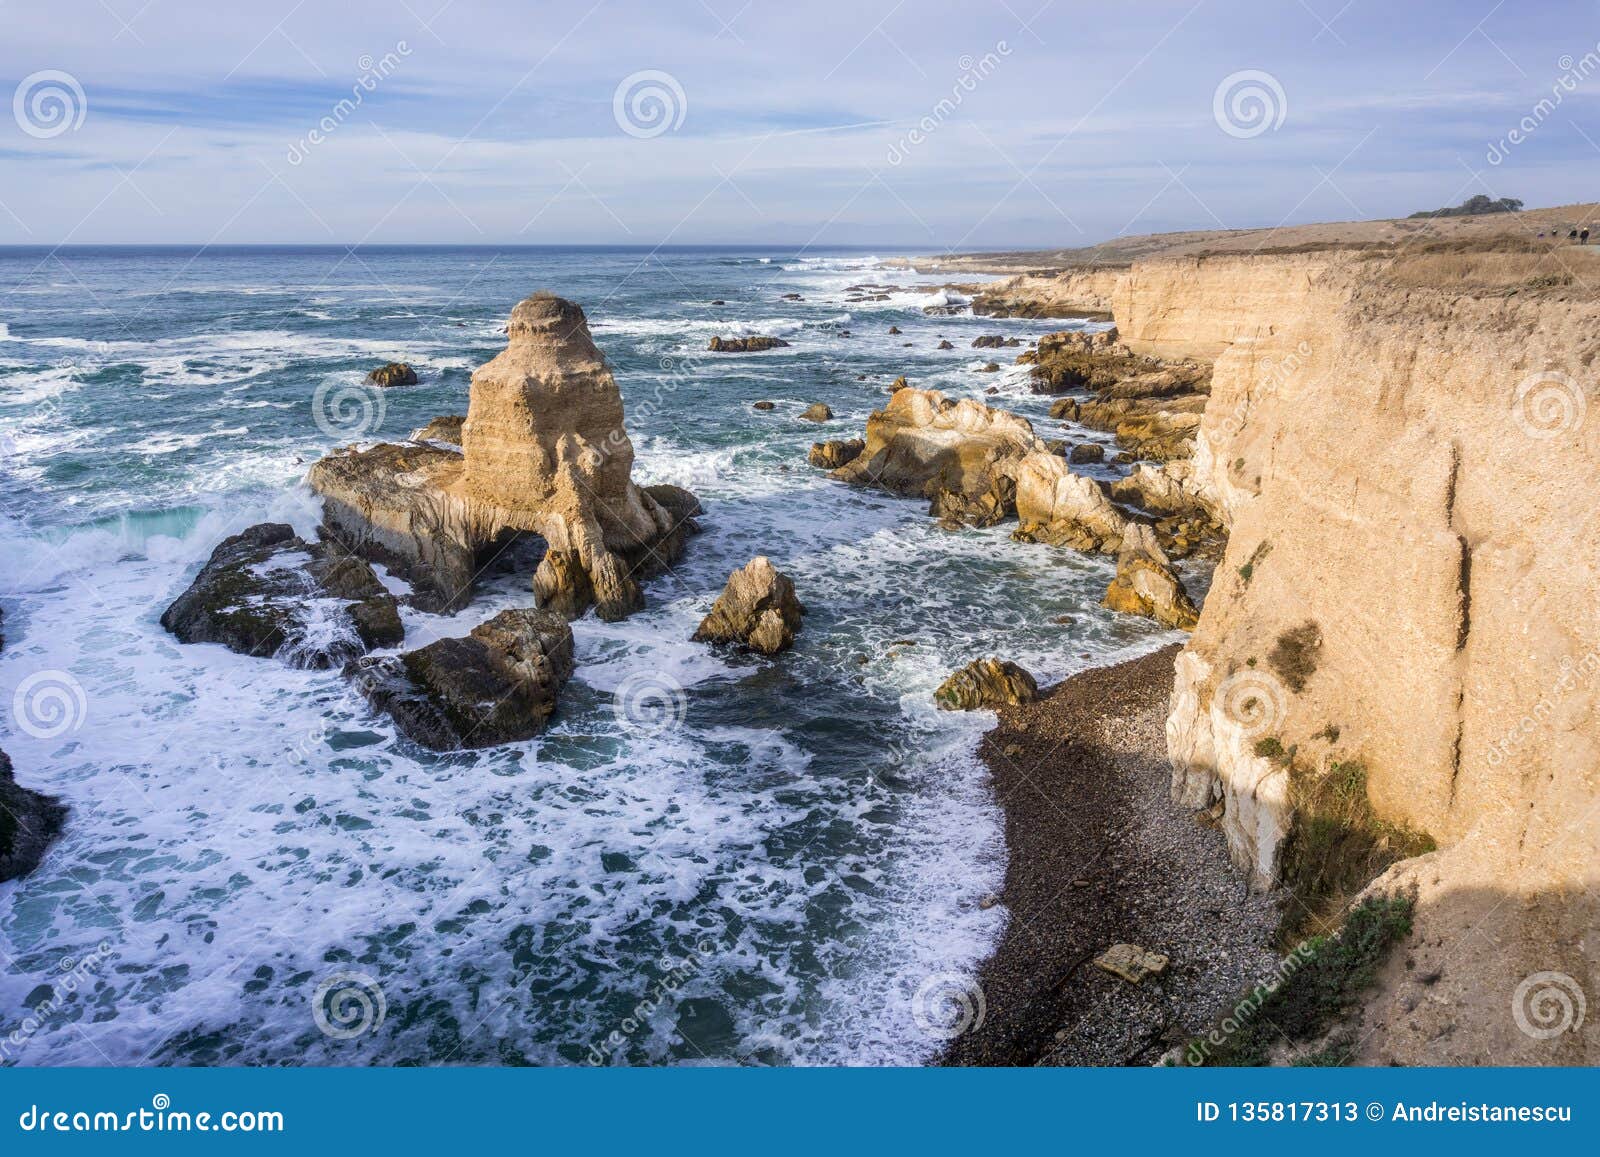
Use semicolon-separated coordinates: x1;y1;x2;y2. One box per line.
1119;251;1600;1063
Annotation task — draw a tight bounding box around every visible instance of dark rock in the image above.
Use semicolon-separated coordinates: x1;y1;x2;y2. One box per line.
937;340;955;350
888;326;902;335
753;400;776;411
347;608;574;751
809;439;865;469
1069;443;1106;464
0;747;66;884
161;523;403;668
934;658;1038;710
709;336;790;353
367;362;418;387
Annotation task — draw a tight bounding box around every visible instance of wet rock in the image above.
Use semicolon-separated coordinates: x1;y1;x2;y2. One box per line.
888;326;902;335
928;475;1015;528
971;335;1020;349
934;658;1038;710
937;340;955;350
1069;443;1105;465
979;362;1001;373
753;400;776;411
799;402;833;422
808;438;864;469
161;523;403;667
692;557;804;655
1102;548;1199;629
348;608;575;751
708;335;790;353
410;415;464;446
367;362;418;387
0;747;66;884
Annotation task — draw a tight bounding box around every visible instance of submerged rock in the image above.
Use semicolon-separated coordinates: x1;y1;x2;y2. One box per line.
934;658;1038;710
692;557;804;655
808;438;864;470
160;523;403;667
367;362;418;387
707;335;790;353
348;608;574;751
0;747;66;884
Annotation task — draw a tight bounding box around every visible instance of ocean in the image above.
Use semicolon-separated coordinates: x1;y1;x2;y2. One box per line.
0;245;1176;1065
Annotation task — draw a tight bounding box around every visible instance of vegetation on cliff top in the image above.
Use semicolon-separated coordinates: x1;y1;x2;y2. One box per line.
1408;194;1523;218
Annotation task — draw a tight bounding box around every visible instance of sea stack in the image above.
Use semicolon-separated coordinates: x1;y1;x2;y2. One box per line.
309;293;694;620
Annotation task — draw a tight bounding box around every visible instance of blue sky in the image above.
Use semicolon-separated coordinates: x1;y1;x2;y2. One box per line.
2;0;1597;247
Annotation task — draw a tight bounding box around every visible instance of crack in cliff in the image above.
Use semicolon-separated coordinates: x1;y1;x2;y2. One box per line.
1446;442;1470;806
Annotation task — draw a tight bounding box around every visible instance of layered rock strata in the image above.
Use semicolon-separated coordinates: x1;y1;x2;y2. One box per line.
310;294;693;620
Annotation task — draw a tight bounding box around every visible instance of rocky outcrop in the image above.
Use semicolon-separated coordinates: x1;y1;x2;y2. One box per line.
310;294;693;620
934;658;1039;710
367;362;418;387
0;747;65;884
830;388;1045;511
160;523;403;667
968;269;1121;319
808;439;864;470
971;334;1020;349
410;415;464;445
1103;547;1199;629
348;608;574;751
1027;329;1212;462
707;336;790;353
692;557;804;655
1011;453;1132;552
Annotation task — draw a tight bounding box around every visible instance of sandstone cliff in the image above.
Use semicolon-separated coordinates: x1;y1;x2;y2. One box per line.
1097;248;1600;1064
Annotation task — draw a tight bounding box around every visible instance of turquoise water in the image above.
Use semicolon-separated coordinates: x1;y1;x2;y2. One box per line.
0;246;1174;1065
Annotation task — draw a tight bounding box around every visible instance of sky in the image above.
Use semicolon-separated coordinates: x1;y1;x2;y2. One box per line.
2;0;1598;248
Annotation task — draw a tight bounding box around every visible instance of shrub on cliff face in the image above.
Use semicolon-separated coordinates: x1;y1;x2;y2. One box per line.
1268;621;1322;693
1180;892;1415;1067
1279;758;1435;943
